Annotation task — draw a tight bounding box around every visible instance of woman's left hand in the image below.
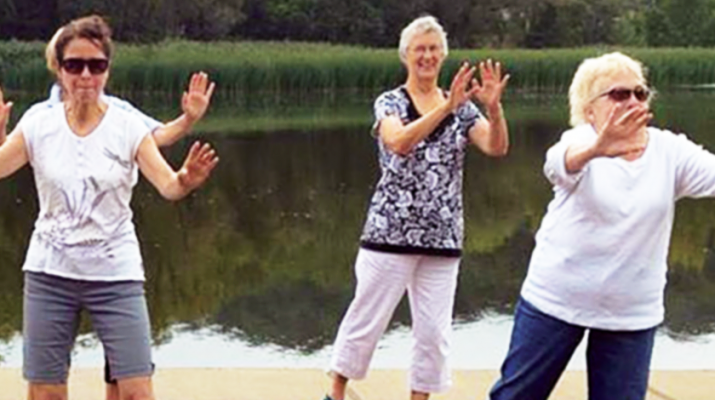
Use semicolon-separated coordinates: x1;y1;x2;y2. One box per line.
181;72;216;124
178;141;219;191
471;59;509;113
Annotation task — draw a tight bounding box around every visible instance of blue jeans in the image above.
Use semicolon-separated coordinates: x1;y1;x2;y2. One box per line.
489;298;656;400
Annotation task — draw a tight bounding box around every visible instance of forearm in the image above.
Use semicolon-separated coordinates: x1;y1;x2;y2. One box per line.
157;170;193;201
382;102;452;155
564;142;598;173
483;104;509;156
152;114;195;148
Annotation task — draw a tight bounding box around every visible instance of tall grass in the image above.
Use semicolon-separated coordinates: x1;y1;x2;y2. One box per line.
4;40;715;96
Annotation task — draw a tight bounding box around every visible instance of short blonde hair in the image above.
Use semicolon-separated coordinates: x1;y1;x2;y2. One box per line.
398;15;448;63
45;27;64;74
568;52;648;127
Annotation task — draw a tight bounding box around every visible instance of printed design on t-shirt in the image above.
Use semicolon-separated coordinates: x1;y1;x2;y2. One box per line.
38;176;126;263
360;88;480;250
103;147;132;170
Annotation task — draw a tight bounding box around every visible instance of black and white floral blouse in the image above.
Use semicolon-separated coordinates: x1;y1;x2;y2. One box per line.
359;86;483;257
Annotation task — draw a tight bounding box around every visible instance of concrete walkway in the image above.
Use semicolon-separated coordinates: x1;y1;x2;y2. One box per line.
0;368;712;400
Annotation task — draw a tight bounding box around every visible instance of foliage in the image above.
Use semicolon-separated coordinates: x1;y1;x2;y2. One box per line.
2;0;715;48
7;42;715;98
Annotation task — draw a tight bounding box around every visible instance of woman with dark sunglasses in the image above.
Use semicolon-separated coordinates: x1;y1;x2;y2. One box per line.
0;15;218;400
23;26;215;150
488;51;715;400
19;26;217;400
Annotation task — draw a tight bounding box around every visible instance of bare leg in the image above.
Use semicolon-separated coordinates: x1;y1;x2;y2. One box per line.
117;376;154;400
28;383;68;400
106;382;120;400
411;390;430;400
328;371;349;400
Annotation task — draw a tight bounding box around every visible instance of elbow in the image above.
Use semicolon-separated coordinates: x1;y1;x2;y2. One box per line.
383;137;412;156
484;143;509;158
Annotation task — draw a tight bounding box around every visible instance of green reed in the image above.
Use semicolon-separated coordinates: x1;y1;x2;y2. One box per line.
4;41;715;96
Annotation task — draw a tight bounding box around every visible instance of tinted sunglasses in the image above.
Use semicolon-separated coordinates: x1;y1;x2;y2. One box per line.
596;86;650;102
61;58;109;75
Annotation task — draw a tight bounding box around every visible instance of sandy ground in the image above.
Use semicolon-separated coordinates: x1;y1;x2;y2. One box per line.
1;368;714;400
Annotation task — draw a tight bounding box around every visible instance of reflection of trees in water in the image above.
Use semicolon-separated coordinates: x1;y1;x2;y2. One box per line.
663;227;715;339
213;280;351;353
2;103;715;353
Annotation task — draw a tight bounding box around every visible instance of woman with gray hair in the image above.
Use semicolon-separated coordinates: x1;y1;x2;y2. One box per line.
324;15;510;400
489;51;715;400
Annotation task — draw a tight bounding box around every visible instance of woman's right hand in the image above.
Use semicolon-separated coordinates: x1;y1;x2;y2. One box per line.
593;103;652;158
446;62;478;112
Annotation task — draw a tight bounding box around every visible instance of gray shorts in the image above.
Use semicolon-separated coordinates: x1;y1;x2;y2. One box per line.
23;271;153;384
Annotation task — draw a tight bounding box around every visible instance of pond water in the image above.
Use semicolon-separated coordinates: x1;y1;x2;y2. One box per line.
0;90;714;370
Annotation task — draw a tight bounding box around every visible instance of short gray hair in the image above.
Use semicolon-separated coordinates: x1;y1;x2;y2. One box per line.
569;52;649;127
398;15;448;63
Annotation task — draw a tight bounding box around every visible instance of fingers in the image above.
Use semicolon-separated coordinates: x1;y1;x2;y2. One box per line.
187;142;218;166
615;104;649;127
501;73;511;87
188;71;213;95
205;81;216;100
185;140;202;163
477;59;505;82
450;62;471;92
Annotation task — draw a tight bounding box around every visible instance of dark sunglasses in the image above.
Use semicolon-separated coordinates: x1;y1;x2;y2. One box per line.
61;58;109;75
596;86;650;103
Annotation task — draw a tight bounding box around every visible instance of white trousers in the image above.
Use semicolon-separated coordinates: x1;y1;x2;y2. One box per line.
329;248;460;393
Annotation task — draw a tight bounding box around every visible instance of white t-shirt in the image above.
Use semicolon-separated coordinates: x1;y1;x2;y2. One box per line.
19;103;150;281
20;84;162;131
522;124;715;330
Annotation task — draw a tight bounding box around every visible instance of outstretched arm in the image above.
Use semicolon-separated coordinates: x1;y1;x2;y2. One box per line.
136;133;219;201
152;72;216;147
468;59;510;157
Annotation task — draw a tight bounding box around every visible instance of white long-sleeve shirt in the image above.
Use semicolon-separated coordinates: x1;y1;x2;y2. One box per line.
522;124;715;330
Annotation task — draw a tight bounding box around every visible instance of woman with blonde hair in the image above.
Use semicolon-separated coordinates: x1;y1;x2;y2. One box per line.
324;15;510;400
489;52;715;400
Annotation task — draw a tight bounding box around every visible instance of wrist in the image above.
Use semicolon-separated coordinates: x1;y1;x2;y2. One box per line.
177;168;191;190
486;103;503;120
181;113;198;128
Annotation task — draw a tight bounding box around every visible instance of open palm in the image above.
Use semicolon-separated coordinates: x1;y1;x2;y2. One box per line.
182;72;216;123
178;141;219;191
472;59;509;111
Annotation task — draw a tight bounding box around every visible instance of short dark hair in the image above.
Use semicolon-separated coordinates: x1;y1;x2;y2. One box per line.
54;15;113;63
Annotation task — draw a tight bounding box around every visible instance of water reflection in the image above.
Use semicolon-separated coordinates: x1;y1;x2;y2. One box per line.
0;91;714;366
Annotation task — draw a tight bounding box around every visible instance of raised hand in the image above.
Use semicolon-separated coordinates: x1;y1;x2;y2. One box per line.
446;62;478;112
471;59;510;112
181;72;216;124
594;103;652;158
177;141;219;192
0;87;14;138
